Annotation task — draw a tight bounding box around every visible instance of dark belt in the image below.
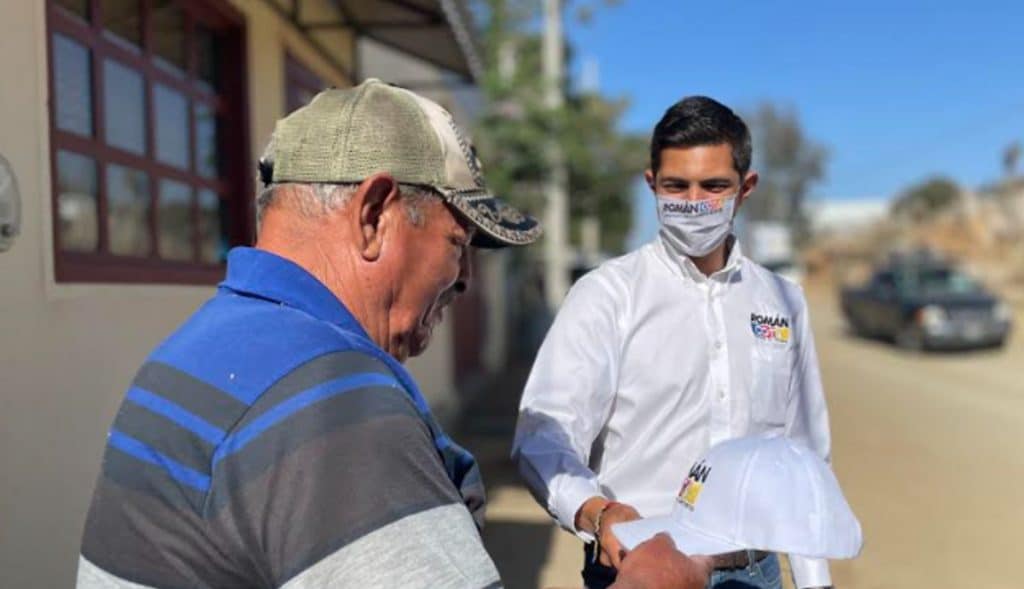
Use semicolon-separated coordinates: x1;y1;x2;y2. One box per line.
712;550;771;570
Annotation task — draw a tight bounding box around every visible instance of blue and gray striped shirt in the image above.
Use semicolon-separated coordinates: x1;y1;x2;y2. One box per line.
77;247;500;588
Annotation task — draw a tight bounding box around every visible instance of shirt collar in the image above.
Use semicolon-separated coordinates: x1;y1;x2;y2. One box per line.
220;247;371;340
654;233;745;284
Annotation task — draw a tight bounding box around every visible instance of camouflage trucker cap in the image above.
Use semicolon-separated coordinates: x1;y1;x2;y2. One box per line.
259;78;541;248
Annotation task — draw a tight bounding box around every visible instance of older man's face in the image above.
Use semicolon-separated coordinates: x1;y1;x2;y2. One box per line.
388;193;474;361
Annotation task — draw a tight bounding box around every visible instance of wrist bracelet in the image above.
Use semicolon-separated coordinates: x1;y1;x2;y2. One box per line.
592;500;622;563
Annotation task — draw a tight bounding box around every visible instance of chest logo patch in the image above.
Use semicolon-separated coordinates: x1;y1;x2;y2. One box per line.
751;312;791;344
677;461;712;510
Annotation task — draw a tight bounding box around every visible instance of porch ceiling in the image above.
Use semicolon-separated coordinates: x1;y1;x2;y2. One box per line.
281;0;483;83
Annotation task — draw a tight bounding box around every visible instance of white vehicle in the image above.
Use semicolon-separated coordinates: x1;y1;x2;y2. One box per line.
742;221;803;283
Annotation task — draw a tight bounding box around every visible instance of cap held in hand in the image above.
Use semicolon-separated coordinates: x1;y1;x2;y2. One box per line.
612;436;862;560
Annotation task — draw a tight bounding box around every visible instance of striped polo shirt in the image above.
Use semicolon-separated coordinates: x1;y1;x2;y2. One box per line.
77;247;500;589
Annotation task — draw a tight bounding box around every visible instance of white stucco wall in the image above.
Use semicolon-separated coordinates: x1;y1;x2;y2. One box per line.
0;1;455;586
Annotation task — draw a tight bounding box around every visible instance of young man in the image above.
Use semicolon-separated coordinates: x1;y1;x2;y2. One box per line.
513;96;834;589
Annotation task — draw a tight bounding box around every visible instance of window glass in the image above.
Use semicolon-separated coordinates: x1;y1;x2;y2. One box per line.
55;0;90;20
53;34;93;137
198;189;227;264
103;59;146;154
196;26;221;93
154;84;189;169
56;150;99;252
152;0;187;73
195;103;220;178
158;179;194;261
107;164;151;256
101;0;142;49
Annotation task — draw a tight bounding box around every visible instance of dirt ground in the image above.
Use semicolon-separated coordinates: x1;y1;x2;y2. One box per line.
465;286;1024;589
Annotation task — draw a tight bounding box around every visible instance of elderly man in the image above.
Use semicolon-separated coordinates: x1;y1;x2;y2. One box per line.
75;79;709;589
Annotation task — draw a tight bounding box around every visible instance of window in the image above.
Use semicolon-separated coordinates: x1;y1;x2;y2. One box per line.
873;271;896;292
47;0;252;284
285;53;327;114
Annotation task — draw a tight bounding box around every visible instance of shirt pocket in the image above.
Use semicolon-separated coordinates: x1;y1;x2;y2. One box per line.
750;345;792;426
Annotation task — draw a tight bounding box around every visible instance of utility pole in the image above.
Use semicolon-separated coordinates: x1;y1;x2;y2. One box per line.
541;0;570;308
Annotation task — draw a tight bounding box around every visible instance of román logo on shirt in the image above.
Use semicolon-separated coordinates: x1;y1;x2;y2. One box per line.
750;312;791;344
677;461;712;511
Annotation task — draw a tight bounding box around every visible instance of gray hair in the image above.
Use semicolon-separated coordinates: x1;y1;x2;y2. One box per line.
256;138;438;231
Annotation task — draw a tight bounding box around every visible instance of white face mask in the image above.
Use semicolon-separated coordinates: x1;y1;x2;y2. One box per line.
656;193;737;257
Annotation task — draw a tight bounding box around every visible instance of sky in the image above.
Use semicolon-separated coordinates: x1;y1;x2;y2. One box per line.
561;1;1023;243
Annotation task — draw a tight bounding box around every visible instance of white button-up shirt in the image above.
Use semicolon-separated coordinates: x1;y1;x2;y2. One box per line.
512;236;833;588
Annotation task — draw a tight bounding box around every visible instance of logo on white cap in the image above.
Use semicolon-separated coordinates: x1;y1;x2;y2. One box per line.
678;461;711;511
613;436;863;560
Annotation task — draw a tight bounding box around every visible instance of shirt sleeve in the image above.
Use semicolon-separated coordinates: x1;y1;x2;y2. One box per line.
210;376;500;589
786;293;834;588
511;272;623;540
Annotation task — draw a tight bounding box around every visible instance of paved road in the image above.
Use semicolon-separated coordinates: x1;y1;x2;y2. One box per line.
472;287;1024;589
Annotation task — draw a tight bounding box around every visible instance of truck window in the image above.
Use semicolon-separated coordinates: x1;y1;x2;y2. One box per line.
873;271;896;291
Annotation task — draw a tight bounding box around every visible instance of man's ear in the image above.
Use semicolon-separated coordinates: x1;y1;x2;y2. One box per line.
644;169;656;192
354;173;400;261
736;171;759;209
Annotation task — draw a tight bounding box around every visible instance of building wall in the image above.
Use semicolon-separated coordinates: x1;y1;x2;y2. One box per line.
0;1;453;586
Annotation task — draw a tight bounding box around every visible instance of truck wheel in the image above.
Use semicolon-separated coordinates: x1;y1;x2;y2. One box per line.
896;326;925;351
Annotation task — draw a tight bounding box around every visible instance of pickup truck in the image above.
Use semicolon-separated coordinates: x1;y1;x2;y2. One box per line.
840;259;1013;350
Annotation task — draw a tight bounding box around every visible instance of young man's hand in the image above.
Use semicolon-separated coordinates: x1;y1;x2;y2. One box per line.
611;534;713;589
576;497;641;568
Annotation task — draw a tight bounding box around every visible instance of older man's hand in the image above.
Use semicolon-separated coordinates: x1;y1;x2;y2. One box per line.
610;534;713;589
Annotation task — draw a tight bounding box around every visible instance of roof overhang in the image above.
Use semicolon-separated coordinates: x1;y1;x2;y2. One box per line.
265;0;483;85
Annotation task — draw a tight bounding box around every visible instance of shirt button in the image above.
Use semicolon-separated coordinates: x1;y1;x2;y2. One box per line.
718;389;727;401
714;341;723;350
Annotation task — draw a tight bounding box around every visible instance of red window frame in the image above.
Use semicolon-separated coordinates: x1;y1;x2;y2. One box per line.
46;0;253;284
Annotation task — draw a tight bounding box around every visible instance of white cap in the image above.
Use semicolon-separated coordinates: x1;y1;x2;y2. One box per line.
612;436;862;559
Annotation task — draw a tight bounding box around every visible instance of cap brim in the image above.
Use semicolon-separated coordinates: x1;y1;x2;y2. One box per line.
613;517;743;556
444;191;542;249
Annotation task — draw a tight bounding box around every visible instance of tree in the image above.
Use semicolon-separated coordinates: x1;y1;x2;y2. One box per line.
743;103;828;243
1003;141;1021;179
890;176;961;222
572;0;625;24
562;93;647;250
472;0;644;253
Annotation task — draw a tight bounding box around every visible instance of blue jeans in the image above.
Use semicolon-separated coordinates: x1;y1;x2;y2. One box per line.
706;552;781;589
582;544;782;589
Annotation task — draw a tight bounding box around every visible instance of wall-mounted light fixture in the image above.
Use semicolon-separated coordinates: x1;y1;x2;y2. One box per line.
0;154;20;252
